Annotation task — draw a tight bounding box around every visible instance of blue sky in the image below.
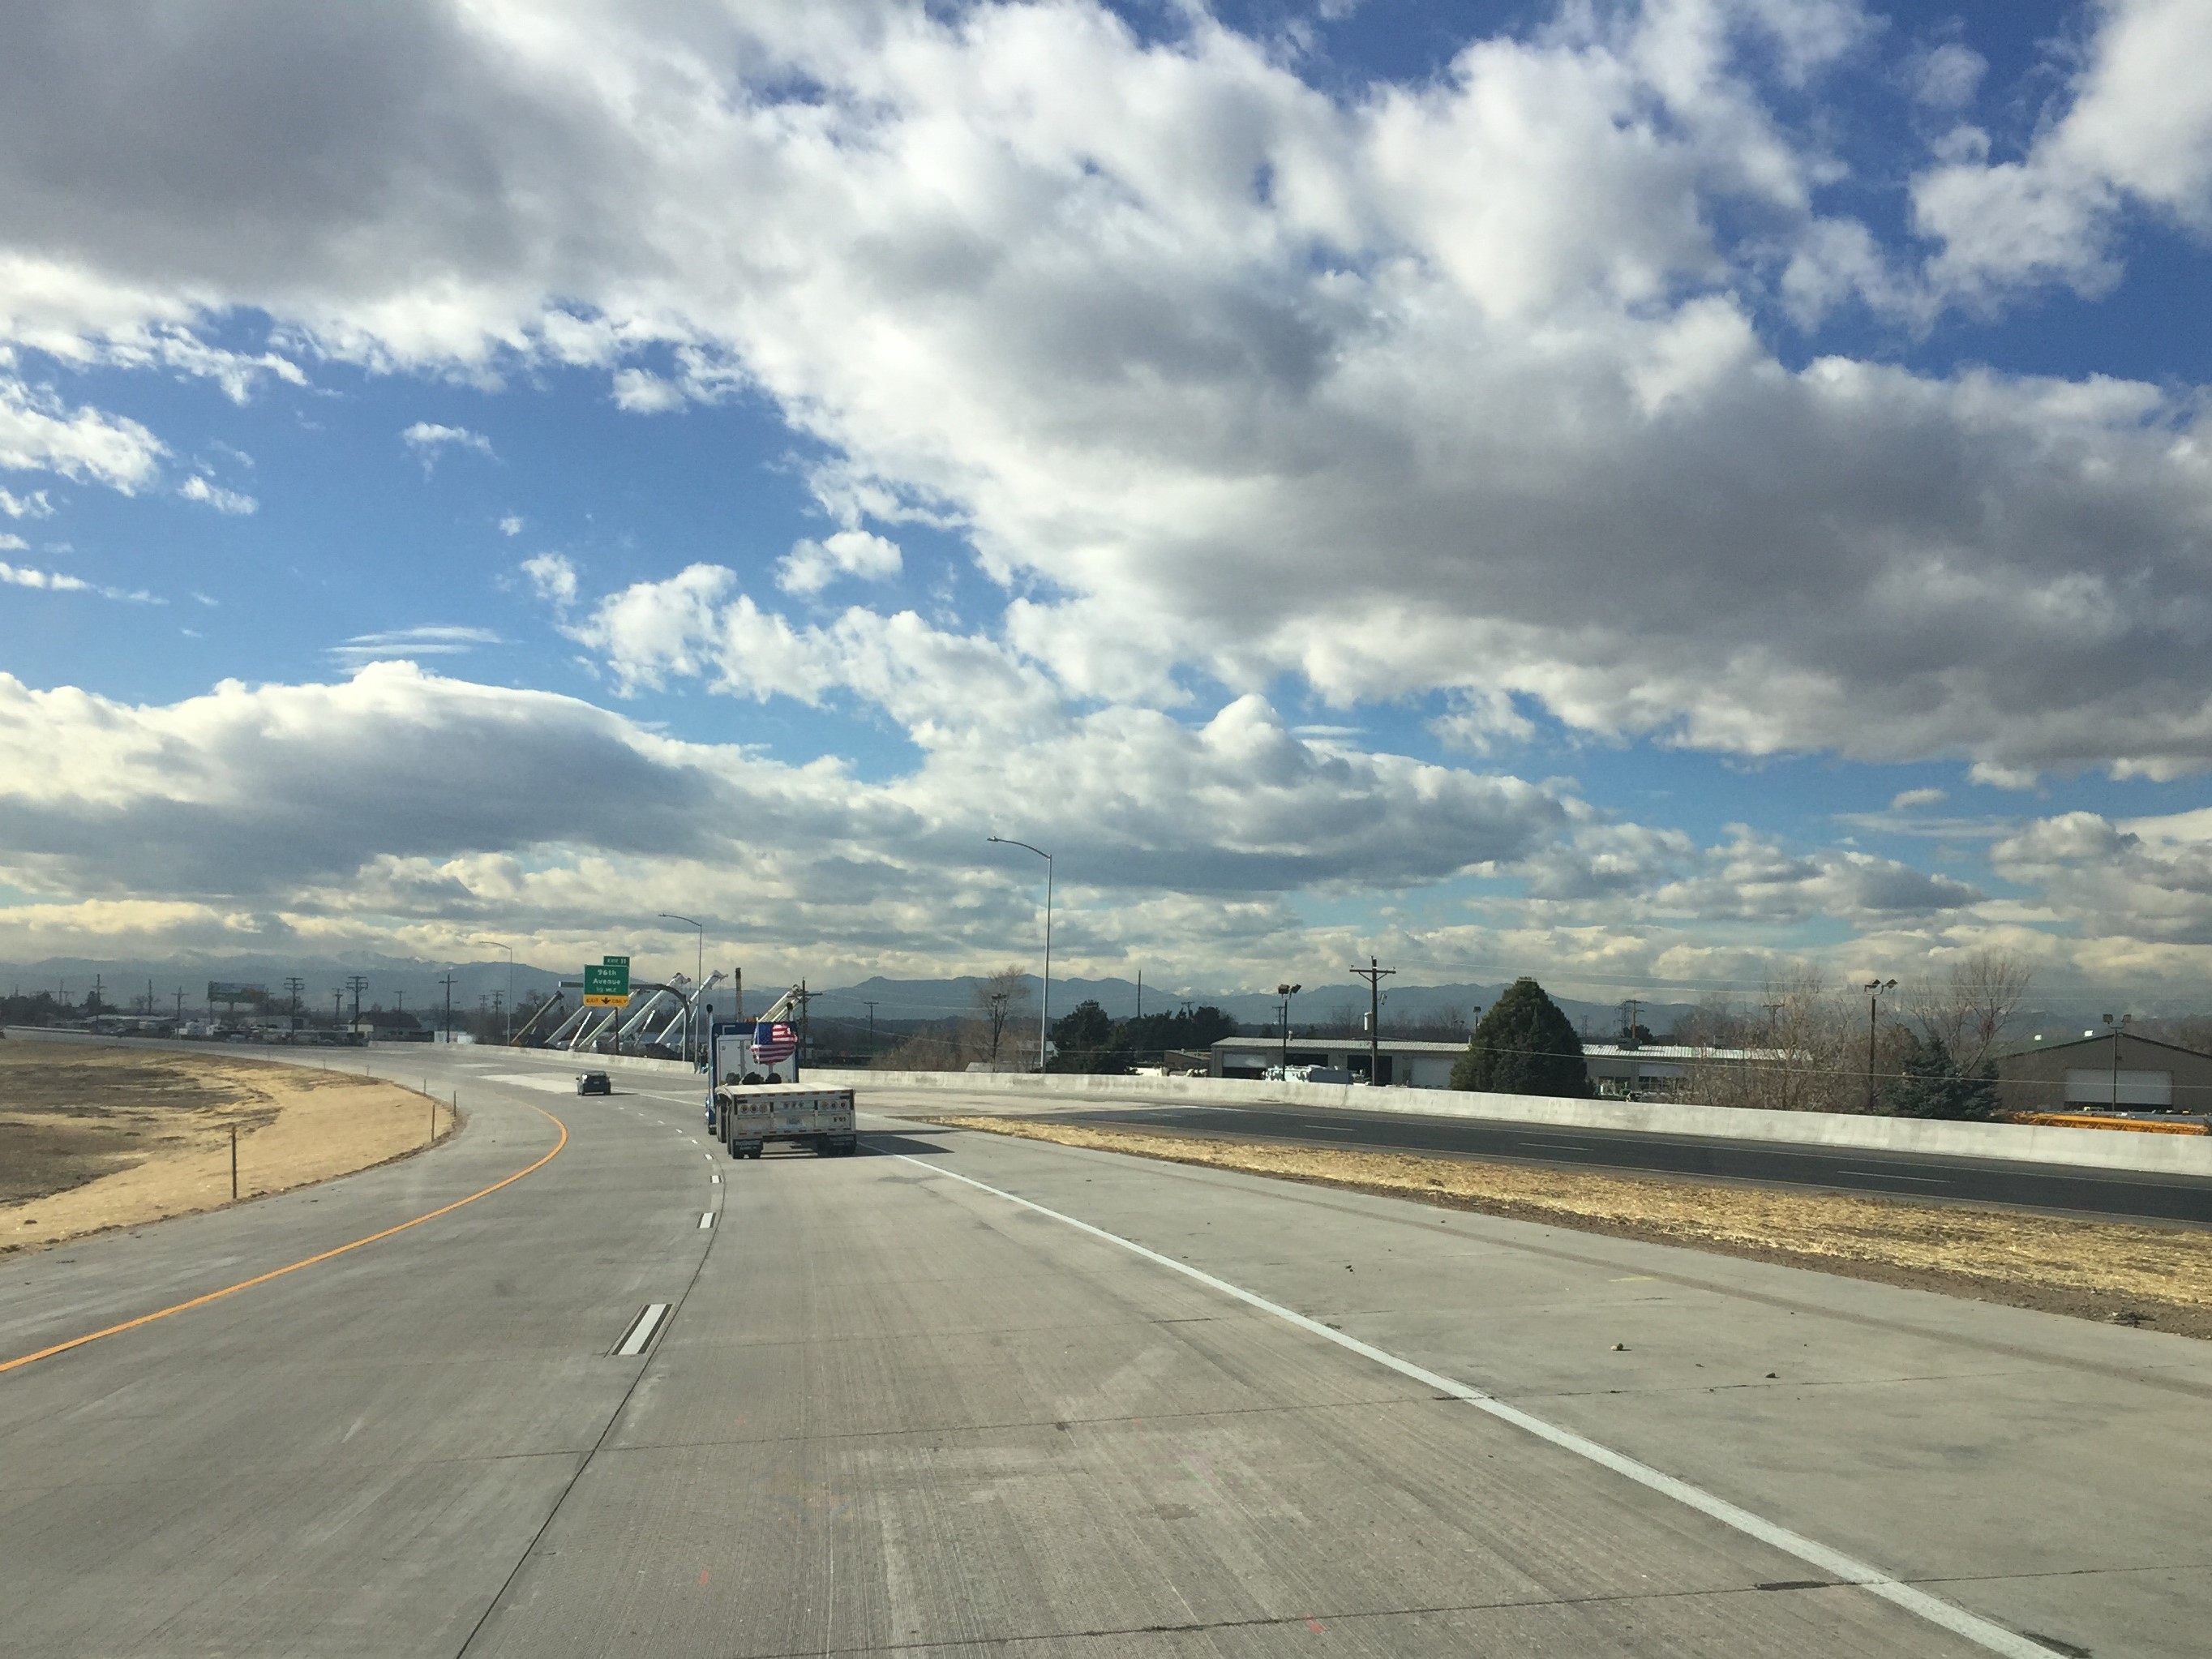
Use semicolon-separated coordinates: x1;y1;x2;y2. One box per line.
2;0;2210;1008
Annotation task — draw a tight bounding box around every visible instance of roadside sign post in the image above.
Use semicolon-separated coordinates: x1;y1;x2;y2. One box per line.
581;957;632;1054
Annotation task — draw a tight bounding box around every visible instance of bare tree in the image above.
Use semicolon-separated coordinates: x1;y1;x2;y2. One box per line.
1910;949;2034;1074
1684;966;1861;1114
973;966;1032;1065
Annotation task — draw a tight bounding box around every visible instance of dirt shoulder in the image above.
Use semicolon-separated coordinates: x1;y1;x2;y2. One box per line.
2;1042;454;1252
928;1115;2212;1340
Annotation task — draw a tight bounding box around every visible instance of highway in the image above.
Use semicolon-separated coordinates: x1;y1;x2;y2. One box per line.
0;1049;2204;1657
1024;1099;2212;1226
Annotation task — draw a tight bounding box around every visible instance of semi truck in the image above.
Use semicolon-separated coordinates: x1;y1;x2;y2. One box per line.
705;1000;856;1159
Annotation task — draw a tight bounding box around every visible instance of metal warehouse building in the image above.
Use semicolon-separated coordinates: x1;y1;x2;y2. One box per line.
1996;1030;2212;1117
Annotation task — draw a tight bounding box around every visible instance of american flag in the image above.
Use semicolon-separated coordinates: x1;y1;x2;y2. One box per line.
752;1020;798;1063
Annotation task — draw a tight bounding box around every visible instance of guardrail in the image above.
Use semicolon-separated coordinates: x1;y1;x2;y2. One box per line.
811;1066;2212;1178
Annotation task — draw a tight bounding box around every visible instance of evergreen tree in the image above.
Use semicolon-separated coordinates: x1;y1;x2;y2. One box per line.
1048;1000;1129;1074
1450;978;1590;1097
1881;1031;2000;1120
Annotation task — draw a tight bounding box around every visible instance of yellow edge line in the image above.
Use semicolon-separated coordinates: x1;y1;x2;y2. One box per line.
1;1107;570;1377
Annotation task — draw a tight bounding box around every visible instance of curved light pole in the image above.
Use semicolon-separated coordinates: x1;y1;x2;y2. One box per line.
477;939;514;1046
660;912;705;1064
987;836;1052;1071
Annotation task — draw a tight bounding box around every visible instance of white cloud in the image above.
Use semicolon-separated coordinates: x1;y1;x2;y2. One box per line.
178;473;256;514
1907;42;1985;111
401;421;495;468
1912;0;2212;303
521;551;577;607
0;487;54;517
499;513;524;536
0;532;23;551
0;559;158;602
611;367;685;413
0;559;88;593
0;0;2207;838
329;624;502;670
0;375;164;491
776;529;903;595
1888;787;1947;811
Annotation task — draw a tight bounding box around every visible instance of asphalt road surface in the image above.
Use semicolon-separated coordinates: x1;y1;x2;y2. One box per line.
2;1047;2207;1657
1029;1099;2212;1226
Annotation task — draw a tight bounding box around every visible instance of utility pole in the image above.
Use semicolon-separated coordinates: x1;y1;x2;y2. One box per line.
345;974;369;1037
1352;958;1395;1085
439;973;457;1044
174;987;184;1021
284;976;305;1040
797;981;812;1064
1136;971;1142;1023
2105;1013;2131;1109
332;989;342;1028
864;1000;877;1045
1620;999;1642;1048
1863;978;1897;1112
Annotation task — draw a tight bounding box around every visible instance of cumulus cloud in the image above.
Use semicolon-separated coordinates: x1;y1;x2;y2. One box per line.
0;373;163;490
0;2;2203;787
178;473;255;514
401;421;495;468
0;662;1576;980
521;551;577;607
1912;0;2212;303
776;529;902;595
0;487;54;517
499;513;524;536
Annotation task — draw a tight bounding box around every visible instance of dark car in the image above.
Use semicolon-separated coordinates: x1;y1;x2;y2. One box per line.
576;1071;612;1095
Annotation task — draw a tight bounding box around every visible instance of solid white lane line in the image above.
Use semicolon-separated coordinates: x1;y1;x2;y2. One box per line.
897;1155;2047;1659
711;1175;721;1184
698;1211;714;1228
1836;1170;1950;1185
613;1303;670;1357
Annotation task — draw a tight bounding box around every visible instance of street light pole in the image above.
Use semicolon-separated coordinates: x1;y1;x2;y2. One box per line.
660;913;705;1065
1863;977;1897;1112
987;836;1052;1071
1275;982;1301;1070
478;940;514;1047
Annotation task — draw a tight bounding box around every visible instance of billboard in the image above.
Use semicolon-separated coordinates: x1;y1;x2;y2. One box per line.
207;982;268;1005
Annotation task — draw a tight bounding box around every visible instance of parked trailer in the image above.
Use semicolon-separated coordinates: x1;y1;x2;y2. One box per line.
714;1082;856;1158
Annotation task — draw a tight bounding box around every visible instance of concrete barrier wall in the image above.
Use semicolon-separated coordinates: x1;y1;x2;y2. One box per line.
38;1027;2197;1178
811;1065;2212;1178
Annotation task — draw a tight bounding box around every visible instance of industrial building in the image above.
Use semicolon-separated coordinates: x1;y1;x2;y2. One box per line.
1207;1037;1778;1096
1995;1029;2212;1117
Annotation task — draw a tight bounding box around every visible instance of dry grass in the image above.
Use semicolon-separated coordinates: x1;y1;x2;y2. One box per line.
1;1043;453;1251
931;1115;2212;1338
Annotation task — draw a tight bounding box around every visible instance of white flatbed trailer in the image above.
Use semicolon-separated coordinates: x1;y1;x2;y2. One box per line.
714;1082;856;1159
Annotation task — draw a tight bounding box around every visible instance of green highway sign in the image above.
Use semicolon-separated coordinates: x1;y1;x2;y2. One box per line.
582;960;632;1006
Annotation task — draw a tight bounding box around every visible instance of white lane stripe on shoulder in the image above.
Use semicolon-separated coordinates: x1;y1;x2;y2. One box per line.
613;1302;670;1357
698;1211;714;1228
893;1154;2047;1659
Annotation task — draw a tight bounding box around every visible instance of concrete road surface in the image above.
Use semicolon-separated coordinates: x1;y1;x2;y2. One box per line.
2;1051;2206;1657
